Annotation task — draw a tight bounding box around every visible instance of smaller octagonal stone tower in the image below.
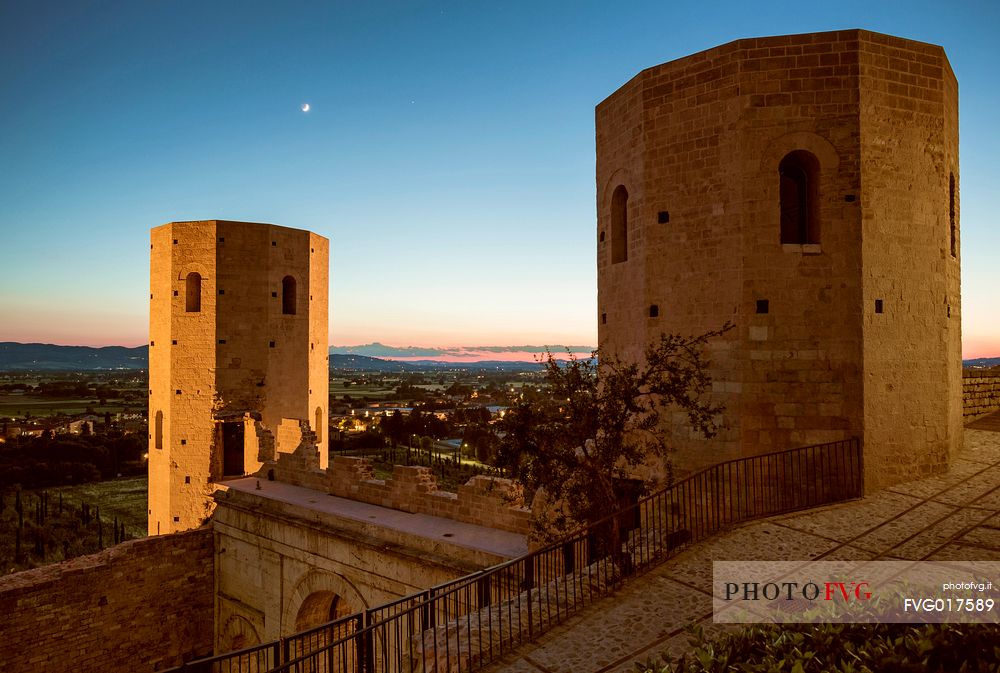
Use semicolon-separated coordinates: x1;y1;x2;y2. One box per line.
149;221;329;534
597;30;962;492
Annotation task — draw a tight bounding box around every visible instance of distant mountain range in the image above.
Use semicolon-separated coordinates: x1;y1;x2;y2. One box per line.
0;343;148;371
328;342;595;360
329;353;543;372
965;357;1000;369
1;342;997;372
0;342;548;372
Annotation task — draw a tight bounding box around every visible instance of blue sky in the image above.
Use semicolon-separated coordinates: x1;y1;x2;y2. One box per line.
1;1;997;355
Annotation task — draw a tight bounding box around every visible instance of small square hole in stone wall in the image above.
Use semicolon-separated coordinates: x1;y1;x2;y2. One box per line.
601;313;607;325
218;339;226;344
271;240;277;246
185;476;190;484
175;389;181;395
658;211;669;223
173;516;180;522
218;237;225;242
269;341;276;348
180;439;186;445
845;194;856;202
173;239;178;245
173;290;178;296
756;299;769;314
649;304;659;318
947;304;951;318
219;289;225;295
875;299;884;313
171;340;177;345
150;341;155;346
272;291;278;298
599;231;605;242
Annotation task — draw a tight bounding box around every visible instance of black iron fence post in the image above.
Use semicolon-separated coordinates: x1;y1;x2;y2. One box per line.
360;612;374;673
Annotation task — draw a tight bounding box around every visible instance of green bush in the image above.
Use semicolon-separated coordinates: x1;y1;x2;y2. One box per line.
636;622;1000;673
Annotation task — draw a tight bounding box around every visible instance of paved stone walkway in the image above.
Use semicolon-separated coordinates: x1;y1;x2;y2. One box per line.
485;416;1000;673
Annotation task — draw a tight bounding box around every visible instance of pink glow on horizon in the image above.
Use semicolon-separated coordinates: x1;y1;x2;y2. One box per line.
386;350;594;364
962;336;1000;360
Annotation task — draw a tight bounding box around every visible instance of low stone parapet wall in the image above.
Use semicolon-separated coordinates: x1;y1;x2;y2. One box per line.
0;527;214;673
963;370;1000;419
267;455;532;535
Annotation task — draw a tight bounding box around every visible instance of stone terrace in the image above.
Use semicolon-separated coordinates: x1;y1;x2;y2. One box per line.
487;415;1000;673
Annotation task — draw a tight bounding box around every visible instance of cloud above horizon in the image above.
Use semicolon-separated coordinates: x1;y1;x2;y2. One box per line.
330;342;596;362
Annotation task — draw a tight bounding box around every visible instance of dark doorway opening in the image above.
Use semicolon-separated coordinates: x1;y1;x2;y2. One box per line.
222;422;245;477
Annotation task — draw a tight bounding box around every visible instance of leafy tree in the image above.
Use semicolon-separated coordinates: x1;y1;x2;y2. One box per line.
496;325;732;544
463;424;497;463
382;410;406;448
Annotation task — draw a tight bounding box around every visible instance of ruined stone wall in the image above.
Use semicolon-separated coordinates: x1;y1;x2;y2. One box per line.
269;455;531;535
0;528;213;673
964;371;1000;418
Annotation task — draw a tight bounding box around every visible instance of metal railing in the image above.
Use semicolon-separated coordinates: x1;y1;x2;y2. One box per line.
172;437;862;673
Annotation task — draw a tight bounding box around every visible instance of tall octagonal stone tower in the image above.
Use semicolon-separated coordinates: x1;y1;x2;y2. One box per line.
148;220;329;534
596;29;961;492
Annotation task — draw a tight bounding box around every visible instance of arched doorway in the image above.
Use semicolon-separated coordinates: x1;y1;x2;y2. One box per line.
284;571;366;673
295;590;354;631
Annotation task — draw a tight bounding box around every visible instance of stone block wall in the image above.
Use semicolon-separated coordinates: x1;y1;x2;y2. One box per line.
149;220;329;535
268;455;531;535
596;29;962;492
0;528;213;673
964;370;1000;418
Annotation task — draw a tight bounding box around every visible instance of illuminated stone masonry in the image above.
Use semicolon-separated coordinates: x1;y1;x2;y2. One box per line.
596;29;962;491
148;220;329;534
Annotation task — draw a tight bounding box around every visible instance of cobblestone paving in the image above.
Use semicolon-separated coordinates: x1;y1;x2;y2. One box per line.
484;421;1000;673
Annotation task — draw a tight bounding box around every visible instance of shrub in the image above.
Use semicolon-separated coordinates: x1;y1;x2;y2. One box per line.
636;622;1000;673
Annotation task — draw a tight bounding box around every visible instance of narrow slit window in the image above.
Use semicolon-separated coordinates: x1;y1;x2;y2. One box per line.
154;410;163;450
611;185;628;264
282;276;297;315
779;150;820;244
185;272;201;312
949;172;956;257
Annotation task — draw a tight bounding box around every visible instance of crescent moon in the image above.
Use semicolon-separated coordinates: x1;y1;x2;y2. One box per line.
301;103;310;112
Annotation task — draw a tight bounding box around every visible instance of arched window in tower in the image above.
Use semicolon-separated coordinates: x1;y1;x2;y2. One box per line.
185;272;201;312
315;407;323;444
154;410;163;450
282;276;296;315
949;172;956;257
779;150;820;244
611;185;628;264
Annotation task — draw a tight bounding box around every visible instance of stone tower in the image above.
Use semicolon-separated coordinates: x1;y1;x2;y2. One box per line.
596;29;961;491
148;221;329;534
